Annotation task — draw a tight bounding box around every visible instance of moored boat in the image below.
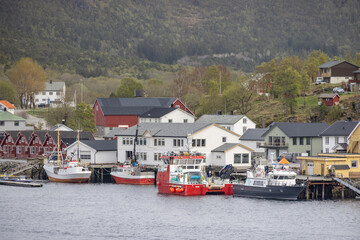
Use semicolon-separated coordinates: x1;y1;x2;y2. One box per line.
110;164;155;185
157;152;233;196
233;157;305;200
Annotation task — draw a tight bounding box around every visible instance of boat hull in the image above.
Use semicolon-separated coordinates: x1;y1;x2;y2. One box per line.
44;165;91;183
111;173;155;185
157;182;233;196
233;184;305;200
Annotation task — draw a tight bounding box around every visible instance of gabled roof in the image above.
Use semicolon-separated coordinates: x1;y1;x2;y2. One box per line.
96;97;178;116
211;143;253;152
240;128;268;141
319;93;339;99
47;131;94;145
139;108;176;118
113;123;212;138
319;60;359;69
45;81;65;91
34;130;48;142
263;122;329;137
0;100;15;109
320;120;359;136
80;140;117;151
5;131;20;142
196;114;245;124
49;124;73;131
0;111;25;121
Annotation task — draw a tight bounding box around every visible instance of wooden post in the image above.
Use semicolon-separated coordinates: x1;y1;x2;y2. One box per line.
341;184;345;200
306;178;310;200
322;183;325;200
315;185;319;200
101;167;104;183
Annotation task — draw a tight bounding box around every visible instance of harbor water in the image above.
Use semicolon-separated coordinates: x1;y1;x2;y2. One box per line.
1;183;360;240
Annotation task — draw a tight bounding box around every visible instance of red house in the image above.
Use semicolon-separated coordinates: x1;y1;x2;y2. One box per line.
14;131;32;159
319;93;340;106
93;97;194;136
28;130;48;158
1;131;18;158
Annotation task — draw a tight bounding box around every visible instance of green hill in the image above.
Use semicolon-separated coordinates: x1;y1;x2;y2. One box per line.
1;0;360;76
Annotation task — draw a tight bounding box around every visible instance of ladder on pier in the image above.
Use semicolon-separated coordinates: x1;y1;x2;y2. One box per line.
333;177;360;196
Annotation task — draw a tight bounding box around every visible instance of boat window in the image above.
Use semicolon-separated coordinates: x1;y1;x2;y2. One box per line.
253;180;265;186
278;176;284;179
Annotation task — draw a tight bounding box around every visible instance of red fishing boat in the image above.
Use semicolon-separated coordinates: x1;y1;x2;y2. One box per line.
157;152;233;196
110;164;155;185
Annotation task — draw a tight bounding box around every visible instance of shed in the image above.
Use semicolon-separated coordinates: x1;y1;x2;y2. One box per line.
319;93;340;106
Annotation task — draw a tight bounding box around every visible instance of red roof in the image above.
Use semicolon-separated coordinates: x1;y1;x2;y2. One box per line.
0;100;15;109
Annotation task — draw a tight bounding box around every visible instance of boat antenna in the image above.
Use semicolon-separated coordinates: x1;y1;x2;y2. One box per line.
77;130;80;162
132;124;138;165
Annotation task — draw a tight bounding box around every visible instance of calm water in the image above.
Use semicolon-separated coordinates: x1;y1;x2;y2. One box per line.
1;183;360;240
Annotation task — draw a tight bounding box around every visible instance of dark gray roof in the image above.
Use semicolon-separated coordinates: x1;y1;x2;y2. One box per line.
196;114;245;124
140;108;176;118
47;131;94;145
97;98;177;116
332;165;350;170
320;120;359;136
263;122;329;137
112;123;212;138
319;61;343;68
211;143;240;152
240;128;268;141
80;140;117;151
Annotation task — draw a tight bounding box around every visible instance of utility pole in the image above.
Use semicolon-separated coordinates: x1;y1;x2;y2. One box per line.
81;79;83;103
219;71;222;95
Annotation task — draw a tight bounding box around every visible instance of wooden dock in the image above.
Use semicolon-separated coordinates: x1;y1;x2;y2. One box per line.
0;180;43;187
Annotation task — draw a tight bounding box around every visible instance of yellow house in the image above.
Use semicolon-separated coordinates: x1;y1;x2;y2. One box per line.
298;122;360;178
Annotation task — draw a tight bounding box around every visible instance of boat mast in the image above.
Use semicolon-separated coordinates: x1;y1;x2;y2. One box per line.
132;124;138;165
57;125;60;166
77;130;80;162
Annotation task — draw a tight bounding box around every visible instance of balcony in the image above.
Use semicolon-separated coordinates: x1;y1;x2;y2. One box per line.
260;142;289;149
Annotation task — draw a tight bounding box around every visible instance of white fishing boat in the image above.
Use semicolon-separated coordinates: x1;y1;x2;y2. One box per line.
43;129;91;183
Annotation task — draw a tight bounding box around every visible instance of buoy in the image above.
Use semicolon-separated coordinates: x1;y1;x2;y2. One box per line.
176;188;184;193
170;187;175;192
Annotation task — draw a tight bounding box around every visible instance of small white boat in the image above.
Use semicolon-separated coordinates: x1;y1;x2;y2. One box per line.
44;160;91;183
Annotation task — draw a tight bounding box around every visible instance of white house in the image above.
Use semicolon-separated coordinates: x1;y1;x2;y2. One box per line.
0;100;16;114
196;114;256;135
239;128;268;157
49;124;73;132
114;123;242;167
65;140;117;164
320;120;359;153
138;107;195;123
33;80;66;106
211;143;253;170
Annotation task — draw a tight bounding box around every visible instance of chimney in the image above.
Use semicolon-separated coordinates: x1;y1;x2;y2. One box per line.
134;89;145;97
171;104;174;108
230;110;233;115
50;80;53;84
347;117;352;121
217;111;222;115
62;119;66;125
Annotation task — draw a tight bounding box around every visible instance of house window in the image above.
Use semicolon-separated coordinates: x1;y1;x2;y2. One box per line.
293;138;297;145
183;119;188;123
351;160;358;168
306;137;311;145
325;136;329;144
49;92;53;95
137;138;147;146
56;92;60;95
0;121;4;126
256;142;261;148
222;137;227;143
281;137;285;146
234;153;249;164
30;147;35;154
154;139;165;146
243;127;247;133
299;137;304;145
35;99;39;102
80;151;91;160
136;152;147;161
243;118;247;124
306;151;311;156
168;119;173;123
268;136;273;145
122;137;134;145
14;121;19;126
17;146;22;154
173;139;184;147
227;126;231;131
325;148;329;153
343;137;347;143
154;153;161;161
192;139;206;147
42;92;46;95
335;137;339;144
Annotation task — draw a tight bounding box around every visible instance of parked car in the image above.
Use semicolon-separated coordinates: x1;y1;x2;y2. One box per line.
315;77;326;85
333;87;344;93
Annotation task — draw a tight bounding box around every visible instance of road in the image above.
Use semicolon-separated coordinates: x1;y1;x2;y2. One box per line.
14;109;49;130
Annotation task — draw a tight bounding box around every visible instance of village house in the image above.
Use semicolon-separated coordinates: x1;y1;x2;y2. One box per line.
33;80;66;107
65;140;117;164
196;114;256;135
0;100;16;114
298;122;360;178
319;93;340;106
113;123;251;169
0;111;33;132
349;69;360;92
320;120;359;154
260;122;329;161
318;60;359;84
239;128;268;157
93;97;194;136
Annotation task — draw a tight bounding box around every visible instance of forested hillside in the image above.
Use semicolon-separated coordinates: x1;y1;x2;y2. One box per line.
0;0;360;77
